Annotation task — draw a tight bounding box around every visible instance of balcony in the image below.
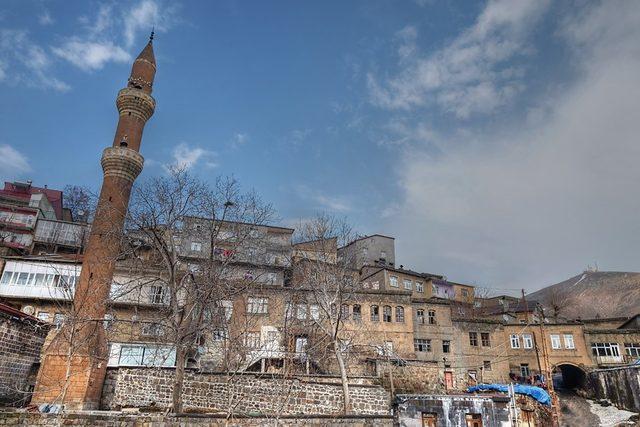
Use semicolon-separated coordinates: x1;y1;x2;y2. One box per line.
0;260;79;301
34;219;89;248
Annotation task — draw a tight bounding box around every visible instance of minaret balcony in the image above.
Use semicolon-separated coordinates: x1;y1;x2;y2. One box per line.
116;88;156;122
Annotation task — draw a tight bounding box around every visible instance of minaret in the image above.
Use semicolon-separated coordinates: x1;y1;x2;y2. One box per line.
32;35;156;409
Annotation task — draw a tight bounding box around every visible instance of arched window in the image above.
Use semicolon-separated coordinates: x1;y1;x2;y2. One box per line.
383;305;392;322
370;305;379;321
395;306;405;322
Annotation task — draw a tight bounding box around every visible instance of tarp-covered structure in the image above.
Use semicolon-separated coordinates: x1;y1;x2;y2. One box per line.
467;384;551;406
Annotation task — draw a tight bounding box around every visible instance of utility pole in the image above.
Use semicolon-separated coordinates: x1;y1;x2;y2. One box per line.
537;305;559;426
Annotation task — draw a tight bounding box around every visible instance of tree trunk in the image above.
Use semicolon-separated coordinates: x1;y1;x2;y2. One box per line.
334;345;350;414
172;346;187;413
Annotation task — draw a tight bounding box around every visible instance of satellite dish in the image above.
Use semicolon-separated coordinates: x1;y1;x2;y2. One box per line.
22;305;35;315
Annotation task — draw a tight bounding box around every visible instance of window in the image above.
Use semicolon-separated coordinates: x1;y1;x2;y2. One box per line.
389;276;398;287
466;413;483;427
340;304;350;320
370;305;379;321
625;343;640;357
310;304;320;321
564;334;575;349
520;363;530;377
149;285;167;304
416;309;425;324
481;333;490;347
383;305;392;322
523;334;533;349
247;297;268;314
403;279;412;290
244;332;261;349
442;340;451;353
296;304;307;320
483;360;492;371
190;242;202;252
352;305;361;321
53;313;65;330
380;251;387;260
591;342;621;357
550;334;561;350
469;332;478;347
395;306;405;322
37;311;49;322
118;345;175;367
428;310;436;325
141;322;164;336
103;314;114;330
414;339;431;352
416;281;424;293
0;271;13;284
16;272;29;285
212;329;228;341
119;345;144;366
461;289;469;298
510;334;521;349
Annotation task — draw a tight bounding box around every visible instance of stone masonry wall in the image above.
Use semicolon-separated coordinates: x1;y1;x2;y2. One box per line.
102;367;391;416
0;313;49;406
0;412;394;427
589;365;640;412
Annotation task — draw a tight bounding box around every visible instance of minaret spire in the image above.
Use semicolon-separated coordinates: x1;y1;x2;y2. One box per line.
32;38;157;410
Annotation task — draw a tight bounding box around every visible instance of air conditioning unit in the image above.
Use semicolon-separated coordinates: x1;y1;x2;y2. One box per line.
22;305;35;315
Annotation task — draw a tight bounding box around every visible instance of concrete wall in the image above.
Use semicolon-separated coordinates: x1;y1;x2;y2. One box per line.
0;412;393;426
101;367;391;416
395;394;511;427
0;311;49;406
588;365;640;412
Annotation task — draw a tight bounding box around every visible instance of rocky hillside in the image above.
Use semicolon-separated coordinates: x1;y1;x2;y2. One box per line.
529;271;640;319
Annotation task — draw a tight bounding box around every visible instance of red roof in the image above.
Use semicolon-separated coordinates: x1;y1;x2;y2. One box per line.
0;302;47;324
0;181;64;220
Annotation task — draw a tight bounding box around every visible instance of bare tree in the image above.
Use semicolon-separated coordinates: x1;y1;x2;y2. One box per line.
290;214;361;414
63;185;96;223
543;287;569;322
125;167;275;413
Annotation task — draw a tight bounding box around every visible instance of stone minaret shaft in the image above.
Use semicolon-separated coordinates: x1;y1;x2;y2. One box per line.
32;37;156;410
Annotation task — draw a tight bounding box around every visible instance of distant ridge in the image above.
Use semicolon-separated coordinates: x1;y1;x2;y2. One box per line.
528;271;640;319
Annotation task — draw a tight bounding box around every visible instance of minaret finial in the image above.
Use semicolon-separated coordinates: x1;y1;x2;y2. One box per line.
149;27;155;42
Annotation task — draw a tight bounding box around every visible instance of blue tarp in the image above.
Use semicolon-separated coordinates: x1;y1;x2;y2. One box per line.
466;384;551;406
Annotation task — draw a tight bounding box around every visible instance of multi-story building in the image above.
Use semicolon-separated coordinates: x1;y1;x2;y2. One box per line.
0;181;88;256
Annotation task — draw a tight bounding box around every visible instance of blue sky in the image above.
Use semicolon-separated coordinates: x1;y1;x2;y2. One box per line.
2;0;640;292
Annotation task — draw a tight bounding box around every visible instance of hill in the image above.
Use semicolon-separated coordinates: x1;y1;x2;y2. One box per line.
528;271;640;319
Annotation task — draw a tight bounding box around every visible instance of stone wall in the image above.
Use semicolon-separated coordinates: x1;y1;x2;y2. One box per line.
588;365;640;412
101;367;391;416
0;309;49;406
0;411;393;426
377;360;442;394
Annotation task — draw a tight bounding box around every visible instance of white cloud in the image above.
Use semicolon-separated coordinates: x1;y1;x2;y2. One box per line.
0;29;70;91
38;11;54;26
0;145;31;177
231;132;249;148
384;1;640;289
169;143;217;170
52;40;130;71
124;0;179;48
368;0;550;118
295;184;352;213
55;0;178;72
